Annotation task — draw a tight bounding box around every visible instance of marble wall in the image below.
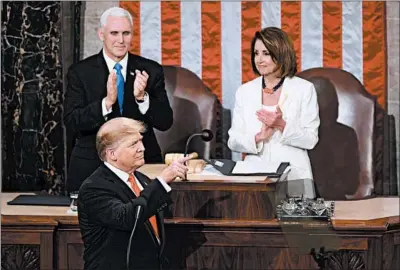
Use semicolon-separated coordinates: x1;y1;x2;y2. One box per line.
81;1;118;59
1;2;64;192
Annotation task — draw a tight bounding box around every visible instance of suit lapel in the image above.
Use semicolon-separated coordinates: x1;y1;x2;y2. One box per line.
102;164;163;250
134;172;164;247
95;51;109;86
253;76;263;108
95;50;122;118
157;207;166;252
101;164;135;200
112;168;160;246
278;77;293;116
95;52;109;106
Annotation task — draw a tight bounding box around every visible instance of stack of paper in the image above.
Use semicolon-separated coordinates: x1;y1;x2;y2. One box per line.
232;161;282;174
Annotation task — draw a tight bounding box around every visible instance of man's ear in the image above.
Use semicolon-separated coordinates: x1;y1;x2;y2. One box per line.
98;27;104;41
106;148;117;161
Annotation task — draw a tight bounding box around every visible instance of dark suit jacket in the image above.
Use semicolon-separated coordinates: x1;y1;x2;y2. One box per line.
64;51;173;192
78;164;172;270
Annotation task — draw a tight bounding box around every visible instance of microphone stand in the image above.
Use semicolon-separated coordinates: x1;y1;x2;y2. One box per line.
126;198;146;270
183;132;203;181
183;130;214;181
126;214;140;270
184;133;202;158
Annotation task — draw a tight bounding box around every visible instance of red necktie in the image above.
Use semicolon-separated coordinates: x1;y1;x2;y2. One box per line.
128;175;159;239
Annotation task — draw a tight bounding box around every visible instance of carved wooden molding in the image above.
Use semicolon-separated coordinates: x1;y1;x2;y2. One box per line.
311;248;365;270
325;250;365;269
1;244;40;270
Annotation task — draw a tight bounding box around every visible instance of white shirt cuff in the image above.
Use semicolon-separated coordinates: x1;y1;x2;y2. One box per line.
157;177;171;193
136;92;149;114
102;98;113;118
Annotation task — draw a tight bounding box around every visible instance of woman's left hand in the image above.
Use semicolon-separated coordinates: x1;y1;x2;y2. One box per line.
256;106;281;127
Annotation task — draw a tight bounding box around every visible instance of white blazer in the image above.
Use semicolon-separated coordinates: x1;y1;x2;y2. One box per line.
228;76;320;182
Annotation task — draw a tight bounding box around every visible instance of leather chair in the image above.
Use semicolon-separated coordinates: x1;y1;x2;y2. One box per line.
154;66;218;160
298;67;396;200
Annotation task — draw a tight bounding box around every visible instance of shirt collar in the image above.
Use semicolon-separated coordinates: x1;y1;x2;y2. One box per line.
102;49;129;76
104;161;130;185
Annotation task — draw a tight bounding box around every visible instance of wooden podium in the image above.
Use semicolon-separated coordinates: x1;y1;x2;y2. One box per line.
2;164;400;270
140;164;278;220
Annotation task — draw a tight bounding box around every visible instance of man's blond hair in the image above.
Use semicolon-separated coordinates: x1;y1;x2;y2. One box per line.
96;118;146;161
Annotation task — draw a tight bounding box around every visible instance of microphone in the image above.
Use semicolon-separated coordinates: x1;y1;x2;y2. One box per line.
127;197;147;270
200;129;214;142
184;129;214;157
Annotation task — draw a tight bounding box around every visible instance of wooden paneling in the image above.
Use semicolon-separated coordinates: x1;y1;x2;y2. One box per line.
2;193;400;269
184;246;319;270
67;244;84;270
169;189;275;220
40;233;54;270
1;217;56;270
57;229;83;270
2;232;41;245
4;217;397;270
382;230;400;270
1;244;40;270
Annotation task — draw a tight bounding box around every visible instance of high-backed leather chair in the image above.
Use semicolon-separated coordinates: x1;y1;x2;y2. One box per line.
298;68;376;200
154;66;218;160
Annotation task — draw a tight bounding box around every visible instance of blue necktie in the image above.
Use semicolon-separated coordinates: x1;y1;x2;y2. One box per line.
114;63;124;114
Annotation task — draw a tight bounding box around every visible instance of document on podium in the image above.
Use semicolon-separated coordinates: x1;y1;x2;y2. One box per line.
232;160;282;174
205;158;290;177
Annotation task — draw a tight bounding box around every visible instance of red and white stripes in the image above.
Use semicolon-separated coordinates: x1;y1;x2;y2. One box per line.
120;1;387;109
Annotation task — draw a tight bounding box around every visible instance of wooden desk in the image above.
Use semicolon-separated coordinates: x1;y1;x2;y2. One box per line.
2;165;400;270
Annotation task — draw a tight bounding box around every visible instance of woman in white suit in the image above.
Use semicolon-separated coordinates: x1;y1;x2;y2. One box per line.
228;27;320;198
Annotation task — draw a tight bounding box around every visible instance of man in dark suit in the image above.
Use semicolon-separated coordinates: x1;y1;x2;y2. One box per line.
78;117;190;270
64;7;173;193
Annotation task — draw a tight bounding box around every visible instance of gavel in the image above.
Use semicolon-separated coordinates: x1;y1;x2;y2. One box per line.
164;152;198;165
164;152;206;178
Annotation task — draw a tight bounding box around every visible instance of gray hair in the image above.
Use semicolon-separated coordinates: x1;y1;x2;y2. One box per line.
100;7;133;28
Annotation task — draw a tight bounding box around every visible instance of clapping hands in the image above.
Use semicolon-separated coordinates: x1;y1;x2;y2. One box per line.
255;106;286;143
255;124;274;143
256;106;283;127
133;70;149;100
105;71;118;110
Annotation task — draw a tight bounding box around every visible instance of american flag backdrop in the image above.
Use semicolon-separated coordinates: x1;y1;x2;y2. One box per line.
120;0;387;112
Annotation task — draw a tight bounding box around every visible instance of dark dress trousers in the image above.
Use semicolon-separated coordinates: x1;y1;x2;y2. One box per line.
78;164;172;270
64;51;173;192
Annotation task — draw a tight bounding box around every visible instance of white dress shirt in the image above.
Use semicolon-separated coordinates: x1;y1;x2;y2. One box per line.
104;162;171;194
101;50;149;117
